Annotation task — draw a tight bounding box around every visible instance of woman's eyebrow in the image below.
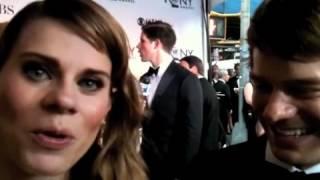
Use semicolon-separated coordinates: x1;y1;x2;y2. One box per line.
19;52;111;79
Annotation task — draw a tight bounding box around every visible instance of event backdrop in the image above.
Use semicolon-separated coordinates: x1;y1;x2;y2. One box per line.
0;0;206;78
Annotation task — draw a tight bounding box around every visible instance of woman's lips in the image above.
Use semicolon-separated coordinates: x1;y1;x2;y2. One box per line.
31;130;74;150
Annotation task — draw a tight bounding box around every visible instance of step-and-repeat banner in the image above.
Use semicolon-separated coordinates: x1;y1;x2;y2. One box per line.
0;0;206;78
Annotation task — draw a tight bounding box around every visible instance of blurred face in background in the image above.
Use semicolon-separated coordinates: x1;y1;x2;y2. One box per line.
212;64;219;79
180;60;197;75
234;64;240;76
0;19;112;178
251;48;320;168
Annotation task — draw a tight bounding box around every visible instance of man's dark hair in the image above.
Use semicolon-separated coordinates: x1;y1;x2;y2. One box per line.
247;0;320;66
141;20;176;53
180;55;204;75
234;63;240;69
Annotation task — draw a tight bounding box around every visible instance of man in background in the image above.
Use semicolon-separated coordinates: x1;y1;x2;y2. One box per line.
214;70;232;135
227;63;240;125
180;55;225;151
137;21;203;180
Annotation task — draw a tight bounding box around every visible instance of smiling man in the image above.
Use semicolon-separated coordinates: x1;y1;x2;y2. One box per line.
182;0;320;179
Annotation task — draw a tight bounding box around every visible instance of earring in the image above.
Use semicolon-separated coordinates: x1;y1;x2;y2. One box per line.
112;87;117;93
98;120;106;147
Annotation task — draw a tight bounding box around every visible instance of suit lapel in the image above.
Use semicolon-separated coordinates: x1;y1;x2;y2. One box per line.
151;61;176;106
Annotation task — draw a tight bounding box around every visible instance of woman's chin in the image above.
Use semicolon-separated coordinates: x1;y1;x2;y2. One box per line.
23;153;73;176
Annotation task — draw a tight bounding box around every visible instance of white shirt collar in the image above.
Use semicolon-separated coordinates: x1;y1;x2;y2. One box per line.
197;75;204;79
218;78;225;83
266;141;320;174
156;55;172;78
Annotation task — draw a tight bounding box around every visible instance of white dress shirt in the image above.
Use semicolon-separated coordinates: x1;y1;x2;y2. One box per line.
265;141;320;174
147;57;172;106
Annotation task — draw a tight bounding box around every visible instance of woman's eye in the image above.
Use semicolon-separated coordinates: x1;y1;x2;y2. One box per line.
78;78;104;92
22;62;51;81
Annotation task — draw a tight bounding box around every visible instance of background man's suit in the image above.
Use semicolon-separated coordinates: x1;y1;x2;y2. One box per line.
141;61;203;180
227;75;239;124
199;78;225;151
214;80;232;133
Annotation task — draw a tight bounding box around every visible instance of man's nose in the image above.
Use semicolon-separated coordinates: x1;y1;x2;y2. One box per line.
262;90;297;122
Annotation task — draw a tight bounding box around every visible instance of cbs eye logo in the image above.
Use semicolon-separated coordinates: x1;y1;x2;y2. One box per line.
164;0;192;9
137;17;161;26
165;0;179;8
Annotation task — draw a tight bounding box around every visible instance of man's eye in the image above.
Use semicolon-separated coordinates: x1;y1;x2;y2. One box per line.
285;87;320;99
78;78;104;92
22;62;51;81
252;81;272;94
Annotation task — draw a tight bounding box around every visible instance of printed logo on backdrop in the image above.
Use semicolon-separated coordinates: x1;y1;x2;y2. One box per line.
0;3;14;15
137;17;162;26
172;48;194;59
128;47;194;62
164;0;193;9
110;0;135;3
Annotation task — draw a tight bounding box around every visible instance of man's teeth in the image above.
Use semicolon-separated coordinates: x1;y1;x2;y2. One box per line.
275;128;307;137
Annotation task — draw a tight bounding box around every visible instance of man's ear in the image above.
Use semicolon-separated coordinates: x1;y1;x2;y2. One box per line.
153;39;162;49
191;66;199;75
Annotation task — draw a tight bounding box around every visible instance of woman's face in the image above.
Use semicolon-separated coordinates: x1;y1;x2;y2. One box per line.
0;19;112;177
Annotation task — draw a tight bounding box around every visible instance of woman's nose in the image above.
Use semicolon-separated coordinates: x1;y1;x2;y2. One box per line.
41;83;77;114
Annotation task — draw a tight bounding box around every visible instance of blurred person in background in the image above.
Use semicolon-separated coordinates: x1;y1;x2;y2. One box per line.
180;55;226;151
214;70;232;135
227;63;241;126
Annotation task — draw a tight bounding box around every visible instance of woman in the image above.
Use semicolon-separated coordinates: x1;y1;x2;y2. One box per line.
0;0;146;180
243;82;265;140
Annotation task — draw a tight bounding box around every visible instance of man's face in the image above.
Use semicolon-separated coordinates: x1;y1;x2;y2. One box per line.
234;64;240;76
179;60;197;75
179;60;191;71
136;32;156;63
212;65;219;79
251;48;320;168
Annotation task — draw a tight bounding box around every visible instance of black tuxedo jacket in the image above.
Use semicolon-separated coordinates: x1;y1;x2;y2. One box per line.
183;136;320;180
214;80;231;131
141;61;203;180
227;76;239;123
199;78;225;152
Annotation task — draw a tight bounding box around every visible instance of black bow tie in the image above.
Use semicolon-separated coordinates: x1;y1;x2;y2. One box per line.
291;171;306;177
146;67;159;76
